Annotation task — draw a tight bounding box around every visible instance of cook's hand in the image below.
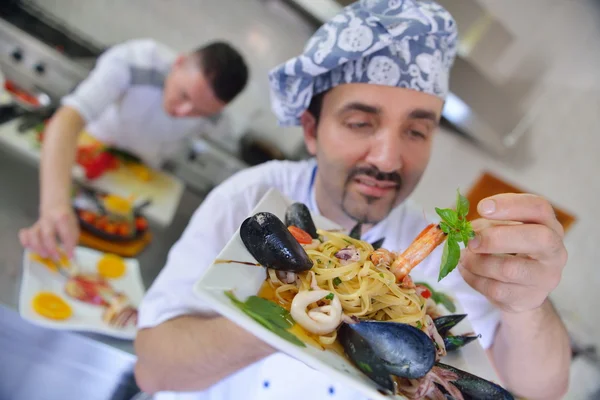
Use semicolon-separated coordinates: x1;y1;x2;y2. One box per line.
19;205;79;260
459;193;567;314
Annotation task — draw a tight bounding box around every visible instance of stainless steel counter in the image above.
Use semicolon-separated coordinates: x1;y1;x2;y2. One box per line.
0;142;208;355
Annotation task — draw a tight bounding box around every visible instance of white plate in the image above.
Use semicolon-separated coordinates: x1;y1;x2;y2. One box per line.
19;246;145;340
193;188;500;400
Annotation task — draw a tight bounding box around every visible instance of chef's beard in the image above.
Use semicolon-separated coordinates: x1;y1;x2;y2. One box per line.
340;166;403;225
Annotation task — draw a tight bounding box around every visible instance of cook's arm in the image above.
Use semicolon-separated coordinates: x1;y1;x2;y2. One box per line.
135;316;274;393
42;43;131;211
488;300;571;399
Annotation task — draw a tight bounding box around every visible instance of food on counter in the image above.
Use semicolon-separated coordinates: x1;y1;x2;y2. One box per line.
64;273;114;307
32;292;73;321
29;251;79;276
102;294;138;328
97;254;126;279
64;272;138;329
75;206;149;241
4;80;41;107
103;194;134;217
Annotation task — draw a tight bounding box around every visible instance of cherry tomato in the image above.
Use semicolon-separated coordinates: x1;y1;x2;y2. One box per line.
116;223;130;236
416;285;432;299
80;210;96;224
104;223;117;235
288;226;312;245
135;217;148;232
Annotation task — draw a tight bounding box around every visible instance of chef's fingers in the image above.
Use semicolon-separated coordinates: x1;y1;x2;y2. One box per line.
467;223;564;262
18;228;30;248
461;250;544;286
55;217;79;258
477;194;564;237
26;226;47;258
40;220;60;260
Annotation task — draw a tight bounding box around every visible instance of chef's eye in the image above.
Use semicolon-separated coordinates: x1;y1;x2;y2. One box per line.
408;130;426;139
346;121;373;130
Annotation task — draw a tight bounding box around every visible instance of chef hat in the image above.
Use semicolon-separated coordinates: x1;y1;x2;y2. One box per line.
268;0;458;126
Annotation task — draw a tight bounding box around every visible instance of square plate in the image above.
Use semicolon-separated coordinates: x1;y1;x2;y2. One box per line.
193;188;500;399
19;246;145;340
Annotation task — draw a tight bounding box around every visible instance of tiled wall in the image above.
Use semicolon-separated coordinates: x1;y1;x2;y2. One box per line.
25;0;600;397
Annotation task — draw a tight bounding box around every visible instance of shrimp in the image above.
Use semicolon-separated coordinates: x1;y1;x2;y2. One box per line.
390;224;447;281
370;248;395;266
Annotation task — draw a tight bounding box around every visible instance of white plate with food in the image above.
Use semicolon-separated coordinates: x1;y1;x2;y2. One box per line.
19;246;144;340
193;188;512;400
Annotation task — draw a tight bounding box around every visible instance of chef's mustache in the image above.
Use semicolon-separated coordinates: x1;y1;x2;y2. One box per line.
346;166;402;187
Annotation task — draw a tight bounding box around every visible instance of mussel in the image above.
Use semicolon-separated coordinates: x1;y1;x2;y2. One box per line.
371;237;385;250
433;314;480;352
284;202;319;239
338;321;437;393
349;222;362;240
434;362;515;400
240;212;313;272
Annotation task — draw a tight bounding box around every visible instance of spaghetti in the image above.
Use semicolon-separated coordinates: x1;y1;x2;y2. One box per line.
262;228;428;344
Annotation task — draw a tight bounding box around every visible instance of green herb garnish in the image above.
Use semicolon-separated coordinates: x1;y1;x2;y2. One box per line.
435;189;475;281
224;291;305;347
325;292;334;300
415;281;456;313
416;321;423;329
333;277;342;286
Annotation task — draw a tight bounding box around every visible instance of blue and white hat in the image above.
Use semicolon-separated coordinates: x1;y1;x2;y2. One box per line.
268;0;458;126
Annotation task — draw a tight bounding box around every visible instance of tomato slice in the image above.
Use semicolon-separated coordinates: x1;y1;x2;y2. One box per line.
416;284;432;299
288;226;313;244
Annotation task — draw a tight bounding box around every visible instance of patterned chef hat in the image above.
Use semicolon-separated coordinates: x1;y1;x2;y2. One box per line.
268;0;458;126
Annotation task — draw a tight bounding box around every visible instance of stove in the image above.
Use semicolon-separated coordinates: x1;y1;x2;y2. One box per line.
0;0;102;108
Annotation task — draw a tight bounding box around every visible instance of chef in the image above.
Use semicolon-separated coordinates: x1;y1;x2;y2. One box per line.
19;38;249;260
134;1;571;399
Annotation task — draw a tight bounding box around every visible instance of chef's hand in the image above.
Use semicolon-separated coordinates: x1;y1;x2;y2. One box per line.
458;193;567;313
19;205;79;260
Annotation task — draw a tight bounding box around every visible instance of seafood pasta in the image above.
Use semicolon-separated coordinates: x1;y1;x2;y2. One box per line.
266;228;429;345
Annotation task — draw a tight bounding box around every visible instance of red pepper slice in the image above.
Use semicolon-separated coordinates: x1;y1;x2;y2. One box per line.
288;226;313;245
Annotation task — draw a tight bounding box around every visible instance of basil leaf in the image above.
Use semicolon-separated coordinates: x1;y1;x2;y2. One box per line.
225;291;305;347
435;207;459;227
415;321;423;329
271;326;307;347
245;296;295;329
439;221;451;234
438;236;461;281
433;292;456;313
414;281;434;292
456;190;470;218
333;277;342;286
325;292;334;300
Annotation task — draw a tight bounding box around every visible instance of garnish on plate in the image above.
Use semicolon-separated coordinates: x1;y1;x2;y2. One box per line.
225;291;305;347
435;189;475;281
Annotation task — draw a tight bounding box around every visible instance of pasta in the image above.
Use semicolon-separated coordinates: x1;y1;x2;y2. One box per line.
262;229;427;344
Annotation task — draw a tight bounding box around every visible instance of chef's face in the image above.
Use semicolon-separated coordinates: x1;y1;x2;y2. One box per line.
302;83;443;226
163;55;226;118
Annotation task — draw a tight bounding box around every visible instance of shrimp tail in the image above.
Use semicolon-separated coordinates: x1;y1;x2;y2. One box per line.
391;224;447;281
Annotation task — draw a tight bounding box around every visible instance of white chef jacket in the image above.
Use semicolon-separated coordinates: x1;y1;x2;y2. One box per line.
138;157;501;400
62;38;215;168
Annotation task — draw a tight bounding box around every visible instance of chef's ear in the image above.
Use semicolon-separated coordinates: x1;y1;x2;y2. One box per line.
300;111;318;156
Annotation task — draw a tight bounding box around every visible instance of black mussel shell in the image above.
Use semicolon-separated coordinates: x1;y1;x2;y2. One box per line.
340;321;436;380
349;222;362;240
284;202;318;239
436;362;515;400
433;314;467;337
444;334;480;352
371;237;385;250
240;212;313;272
337;323;396;393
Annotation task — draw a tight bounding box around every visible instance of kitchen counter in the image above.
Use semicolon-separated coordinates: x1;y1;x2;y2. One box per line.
0;139;207;355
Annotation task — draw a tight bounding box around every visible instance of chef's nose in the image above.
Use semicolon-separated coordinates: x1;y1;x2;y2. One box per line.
365;129;403;173
174;102;194;117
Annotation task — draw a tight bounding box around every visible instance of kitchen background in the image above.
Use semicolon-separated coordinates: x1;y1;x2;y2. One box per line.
0;0;598;399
